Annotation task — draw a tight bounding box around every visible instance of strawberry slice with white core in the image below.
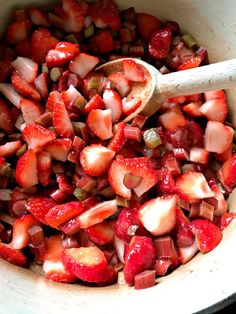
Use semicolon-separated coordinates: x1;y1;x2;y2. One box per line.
37;151;52;187
159;108;186;131
204;121;233;154
123;59;147;83
20;99;42;125
46;42;80;68
122;97;142;116
86;221;115;246
80;144;115;177
218;153;236;188
87;109;113;140
11;57;38;83
22;124;56;152
210;185;227;216
34;73;49;99
77;199;118;229
46;90;62;112
178;241;198;264
45;138;72;161
0;141;22;158
103;89;122;123
26;196;56;224
176;172;214;203
61;84;83;108
114;235;125;263
62;0;85;33
69;53;100;79
0;242;26;266
0;83;23;109
138;195;178;236
53;101;75;139
189;147;209;164
199;99;228;122
108;72;132;98
15;149;38;188
204;90;226;101
28;8;50;27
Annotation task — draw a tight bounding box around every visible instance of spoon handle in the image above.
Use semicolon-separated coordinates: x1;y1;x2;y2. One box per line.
157;59;236;98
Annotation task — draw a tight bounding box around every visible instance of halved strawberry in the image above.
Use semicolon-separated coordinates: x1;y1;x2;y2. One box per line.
175;208;194;247
70;53;100;79
62;0;85;33
80;144;115;177
37;151;51;187
175;172;214;203
199;99;228;122
190;219;223;253
90;0;121;31
218;153;236;188
7;20;32;44
0;242;26;266
46;42;80;68
0;83;22;109
103;89;122;123
204;121;233;154
34;72;49;99
61;84;84;108
15;149;38;188
45;138;72;161
122;97;142;116
86;221;114;246
123;236;156;285
56;174;74;195
209;184;227;216
83;94;105;114
149;28;171;60
12;71;41;101
178;56;201;71
138;195;178;236
189;147;209;164
28;8;50;27
108;156;159;199
46;90;62;112
12;56;38;83
204;90;226;102
178;241;198;264
0;141;22;158
159;108;186;131
26;196;56;224
107;121;126;153
22;124;56;152
77;199;118;229
182;101;203;117
89;31;114;54
137;13;161;41
20;99;42;125
123;59;146;83
87;109;113;140
53;101;75;139
108;72;131;98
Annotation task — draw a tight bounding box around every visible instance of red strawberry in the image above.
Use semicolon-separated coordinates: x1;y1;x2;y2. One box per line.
77;199;118;229
28;8;50;27
89;31;113;54
178;241;198;264
199;99;228;122
45;138;72;161
46;90;62;112
186;120;204;148
189;147;209;164
12;56;38;83
218;153;236;188
108;72;131;98
62;0;85;33
11;71;41;101
0;57;14;83
56;174;74;195
0;141;22;158
149;28;171;60
159;108;186;131
90;0;121;31
87;109;113;140
0;242;26;266
83;94;105;114
20;99;42;125
7;20;32;44
107;121;126;153
190;219;222;253
0;99;14;133
157;167;176;194
209;184;227;217
204;121;233;154
220;212;236;230
34;72;49;99
69;53;100;79
80;144;115;177
182;101;203;117
108;156;159;199
103;89;122;123
204;90;226;102
26;196;56;224
123;236;156;285
123;59;146;83
86;221;114;245
122;97;142;116
137;13;161;41
53;101;75;139
46;42;80;68
176;172;214;203
22;124;56;152
138;195;178;236
175;208;194;247
15;149;38;188
37;151;51;187
15;39;32;58
31;28;59;64
178;56;201;71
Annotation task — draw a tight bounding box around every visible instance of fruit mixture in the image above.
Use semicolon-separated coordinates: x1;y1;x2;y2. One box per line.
0;0;235;290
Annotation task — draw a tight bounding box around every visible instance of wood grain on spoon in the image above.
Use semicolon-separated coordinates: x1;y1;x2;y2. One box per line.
97;58;236;122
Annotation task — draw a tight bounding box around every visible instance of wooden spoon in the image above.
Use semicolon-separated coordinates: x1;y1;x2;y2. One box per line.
97;58;236;122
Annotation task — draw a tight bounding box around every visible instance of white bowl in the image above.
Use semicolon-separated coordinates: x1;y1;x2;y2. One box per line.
1;1;236;313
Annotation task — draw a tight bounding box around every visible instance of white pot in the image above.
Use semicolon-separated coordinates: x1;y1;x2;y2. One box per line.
0;1;236;313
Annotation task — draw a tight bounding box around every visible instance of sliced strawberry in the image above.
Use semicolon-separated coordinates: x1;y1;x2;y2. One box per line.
190;219;222;253
15;39;32;58
108;156;159;199
178;241;198;264
61;84;83;108
15;149;38;188
12;71;41;101
90;0;121;31
0;141;22;158
178;56;201;71
149;28;171;60
159;108;186;131
7;20;32;44
22;124;56;152
26;196;56;224
122;97;142;116
103;89;122;123
108;72;131;98
204;90;226;102
62;0;85;33
0;242;26;266
20;99;42;125
220;212;236;230
46;90;62;112
69;53;100;79
175;208;194;247
204;121;233;154
12;57;38;83
107;121;126;153
176;172;214;203
53;101;75;139
199;99;228;122
80;144;115;177
77;199;118;229
137;13;161;41
12;214;40;249
123;59;146;83
46;42;80;68
37;151;51;187
0;57;13;83
189;147;209;164
89;31;114;54
186;120;204;148
138;195;178;236
82;71;105;98
0;83;23;109
34;73;49;99
28;8;50;27
87;109;113;140
86;221;114;246
218;153;236;188
182;101;203;117
124;236;156;285
83;94;105;114
45;138;72;161
56;174;74;195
